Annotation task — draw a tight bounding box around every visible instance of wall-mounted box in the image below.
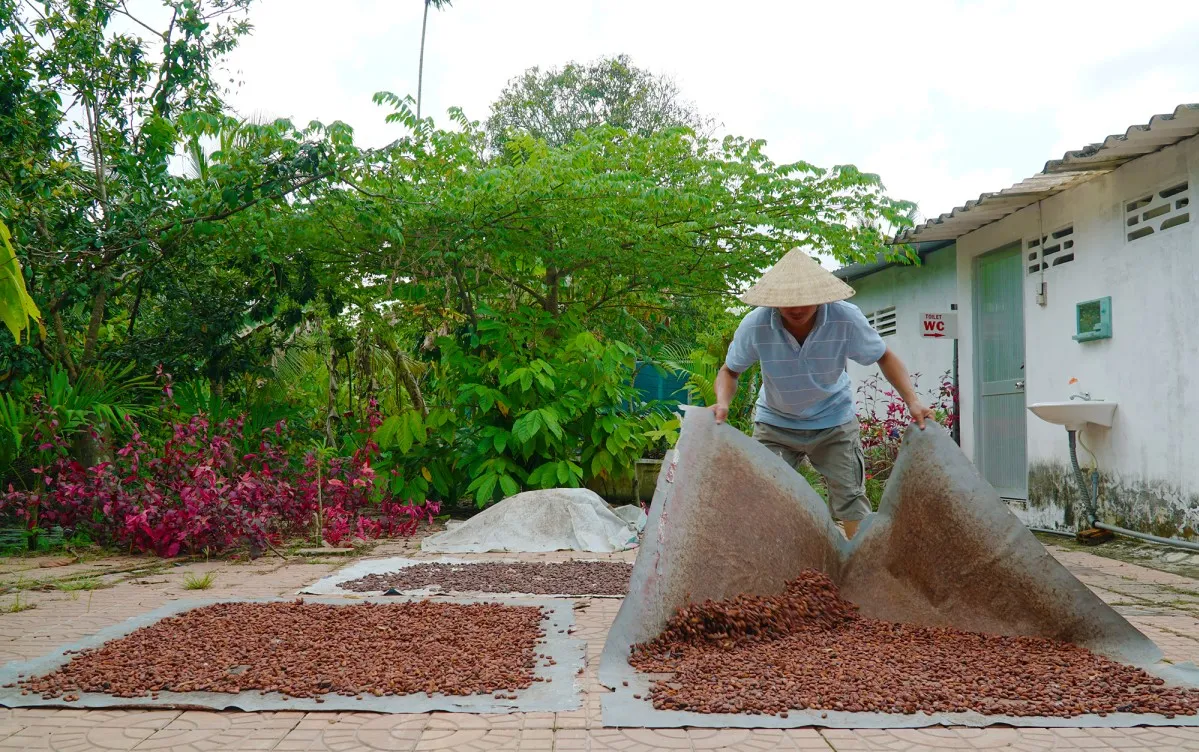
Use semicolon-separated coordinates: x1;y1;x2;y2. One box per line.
1073;297;1112;342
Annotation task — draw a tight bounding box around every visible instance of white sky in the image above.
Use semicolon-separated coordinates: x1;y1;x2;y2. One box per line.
199;1;1199;232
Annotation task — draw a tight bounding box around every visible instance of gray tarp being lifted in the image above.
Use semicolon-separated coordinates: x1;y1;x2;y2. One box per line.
599;407;1199;728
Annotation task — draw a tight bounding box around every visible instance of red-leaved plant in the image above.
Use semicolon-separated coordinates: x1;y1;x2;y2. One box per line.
2;371;438;557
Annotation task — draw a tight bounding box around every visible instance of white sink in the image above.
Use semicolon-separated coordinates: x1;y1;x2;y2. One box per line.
1028;401;1117;431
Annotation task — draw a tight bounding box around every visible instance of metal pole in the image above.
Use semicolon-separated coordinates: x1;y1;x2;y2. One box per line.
951;337;959;445
950;304;960;445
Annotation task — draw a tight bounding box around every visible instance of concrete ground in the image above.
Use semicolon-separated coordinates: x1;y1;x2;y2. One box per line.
3;536;1199;750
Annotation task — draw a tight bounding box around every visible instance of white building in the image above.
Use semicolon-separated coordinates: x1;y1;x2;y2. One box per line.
868;103;1199;540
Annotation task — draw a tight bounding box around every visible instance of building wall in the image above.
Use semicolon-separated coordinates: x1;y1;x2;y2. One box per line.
955;134;1199;535
845;247;959;419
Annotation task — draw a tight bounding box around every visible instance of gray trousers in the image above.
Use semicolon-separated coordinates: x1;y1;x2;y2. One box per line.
751;420;871;522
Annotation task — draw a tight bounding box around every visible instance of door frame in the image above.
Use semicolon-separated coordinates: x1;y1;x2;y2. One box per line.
971;242;1027;499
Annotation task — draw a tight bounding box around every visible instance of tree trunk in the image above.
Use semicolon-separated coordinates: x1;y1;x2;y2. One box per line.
450;264;478;330
81;100;110;370
127;274;146;336
71;427;111;469
81;284;108;366
325;350;339;447
417;0;430;119
356;326;379;416
379;336;427;418
52;310;79;381
395;352;428;418
545;265;560;315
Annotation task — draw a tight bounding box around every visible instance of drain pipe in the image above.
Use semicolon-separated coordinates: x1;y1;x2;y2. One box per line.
1067;430;1098;523
1090;521;1199;552
1065;428;1199;553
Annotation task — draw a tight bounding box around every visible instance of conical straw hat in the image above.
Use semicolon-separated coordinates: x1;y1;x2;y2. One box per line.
739;248;855;307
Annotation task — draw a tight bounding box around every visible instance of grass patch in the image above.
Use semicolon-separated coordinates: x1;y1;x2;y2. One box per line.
1036;533;1199;581
0;577;31;594
1158;584;1199;599
55;577;102;592
183;572;215;590
4;594;35;613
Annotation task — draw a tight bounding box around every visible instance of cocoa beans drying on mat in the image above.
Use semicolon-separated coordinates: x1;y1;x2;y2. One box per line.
630;570;1199;718
20;600;547;701
339;561;632;596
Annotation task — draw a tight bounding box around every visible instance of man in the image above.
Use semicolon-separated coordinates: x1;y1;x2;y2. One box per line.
712;248;935;539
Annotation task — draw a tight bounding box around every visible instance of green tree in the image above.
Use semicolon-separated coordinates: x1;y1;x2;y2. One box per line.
0;0;918;513
354;99;915;349
1;1;364;386
1;0;250;374
486;55;711;151
321;99;916;505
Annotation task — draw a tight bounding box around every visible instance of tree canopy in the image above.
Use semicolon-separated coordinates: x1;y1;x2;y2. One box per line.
353;98;912;347
485;54;712;152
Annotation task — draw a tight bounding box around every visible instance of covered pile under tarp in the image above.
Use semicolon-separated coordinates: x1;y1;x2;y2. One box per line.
599;406;1199;728
421;488;645;554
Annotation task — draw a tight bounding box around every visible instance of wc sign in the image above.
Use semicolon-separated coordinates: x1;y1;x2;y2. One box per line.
921;312;958;339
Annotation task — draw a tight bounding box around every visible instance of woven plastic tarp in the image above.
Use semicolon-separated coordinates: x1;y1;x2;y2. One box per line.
599;406;1199;728
421;488;643;554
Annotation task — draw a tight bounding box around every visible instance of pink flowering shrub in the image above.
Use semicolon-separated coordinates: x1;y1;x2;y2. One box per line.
856;370;958;483
2;376;438;557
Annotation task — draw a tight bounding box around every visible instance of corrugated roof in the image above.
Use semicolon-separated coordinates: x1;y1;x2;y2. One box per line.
894;104;1199;244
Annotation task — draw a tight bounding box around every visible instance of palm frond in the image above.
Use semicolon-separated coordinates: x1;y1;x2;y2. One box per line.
0;394;28;468
647;343;719;407
44;363;156;431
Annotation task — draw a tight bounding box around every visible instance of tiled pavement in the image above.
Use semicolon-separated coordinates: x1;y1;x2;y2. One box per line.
4;539;1199;750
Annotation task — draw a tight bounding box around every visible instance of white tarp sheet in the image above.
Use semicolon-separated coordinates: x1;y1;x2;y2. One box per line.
421;488;644;554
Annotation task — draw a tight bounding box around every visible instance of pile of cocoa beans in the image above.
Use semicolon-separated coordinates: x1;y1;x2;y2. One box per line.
339;561;632;596
630;570;1199;718
18;600;547;701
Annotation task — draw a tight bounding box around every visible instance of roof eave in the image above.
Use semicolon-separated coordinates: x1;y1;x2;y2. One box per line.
893;104;1199;245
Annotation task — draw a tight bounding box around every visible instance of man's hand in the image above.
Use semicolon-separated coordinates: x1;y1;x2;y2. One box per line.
877;349;937;430
712;366;740;425
906;399;936;429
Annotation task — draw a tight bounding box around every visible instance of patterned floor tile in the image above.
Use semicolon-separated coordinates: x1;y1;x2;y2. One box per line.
6;540;1199;750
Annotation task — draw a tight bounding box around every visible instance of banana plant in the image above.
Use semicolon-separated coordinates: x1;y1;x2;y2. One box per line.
0;220;42;344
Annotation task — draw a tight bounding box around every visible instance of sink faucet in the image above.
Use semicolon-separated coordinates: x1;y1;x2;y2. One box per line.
1070;392;1092;401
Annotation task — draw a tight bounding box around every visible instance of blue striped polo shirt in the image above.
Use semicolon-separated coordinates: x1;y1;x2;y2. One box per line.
724;302;887;430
